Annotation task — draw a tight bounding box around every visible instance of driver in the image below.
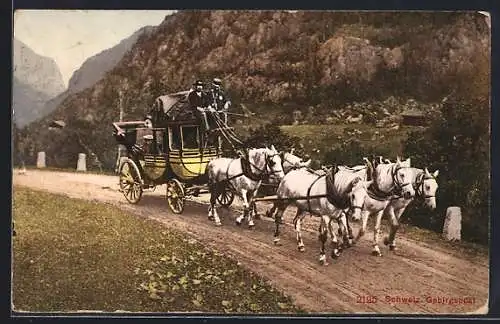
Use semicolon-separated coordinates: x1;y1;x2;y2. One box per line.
188;80;215;132
209;78;231;125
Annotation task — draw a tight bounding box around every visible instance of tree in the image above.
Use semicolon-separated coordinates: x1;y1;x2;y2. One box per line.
403;48;490;244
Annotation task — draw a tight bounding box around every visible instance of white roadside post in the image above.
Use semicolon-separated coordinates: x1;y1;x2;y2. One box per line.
76;153;87;172
36;151;46;168
442;206;462;241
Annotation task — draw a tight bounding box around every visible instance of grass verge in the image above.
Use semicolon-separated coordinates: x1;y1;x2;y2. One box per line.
12;186;303;314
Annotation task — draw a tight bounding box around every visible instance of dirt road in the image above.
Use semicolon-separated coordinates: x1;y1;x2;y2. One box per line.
13;170;489;314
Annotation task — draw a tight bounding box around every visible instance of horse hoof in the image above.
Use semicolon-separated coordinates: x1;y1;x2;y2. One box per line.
298;245;305;252
331;249;341;259
215;222;222;227
248;223;255;229
371;250;382;257
389;245;397;251
383;237;390;246
273;238;281;246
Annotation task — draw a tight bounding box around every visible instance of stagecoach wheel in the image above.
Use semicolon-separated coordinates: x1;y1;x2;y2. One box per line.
166;179;185;214
216;184;234;207
119;159;143;204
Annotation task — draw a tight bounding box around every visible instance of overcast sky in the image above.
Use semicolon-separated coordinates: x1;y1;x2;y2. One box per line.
14;10;175;88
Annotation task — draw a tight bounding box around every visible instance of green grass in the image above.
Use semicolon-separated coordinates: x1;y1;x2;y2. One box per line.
12;186;303;314
232;122;419;162
280;123;419;159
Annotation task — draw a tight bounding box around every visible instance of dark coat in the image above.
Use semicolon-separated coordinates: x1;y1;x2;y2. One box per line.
187;90;206;111
209;89;228;110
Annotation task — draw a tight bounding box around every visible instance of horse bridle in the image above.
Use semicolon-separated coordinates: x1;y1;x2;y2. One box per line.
414;171;437;199
347;177;366;216
247;151;283;181
390;164;414;196
280;152;303;171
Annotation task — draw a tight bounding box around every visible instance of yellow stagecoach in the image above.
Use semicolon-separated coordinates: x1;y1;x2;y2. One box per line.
112;90;235;213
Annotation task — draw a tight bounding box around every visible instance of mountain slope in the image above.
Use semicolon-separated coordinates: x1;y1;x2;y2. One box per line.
68;26;156;94
36;26;157;129
24;11;490;169
13;39;65;98
13;39;66;127
12;77;52;127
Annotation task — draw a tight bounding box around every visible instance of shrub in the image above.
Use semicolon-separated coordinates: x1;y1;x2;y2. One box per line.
322;139;390;167
402;48;490;244
241;123;303;156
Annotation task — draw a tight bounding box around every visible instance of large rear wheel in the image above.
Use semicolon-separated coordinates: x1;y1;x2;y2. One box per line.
166;179;185;214
119;159;143;204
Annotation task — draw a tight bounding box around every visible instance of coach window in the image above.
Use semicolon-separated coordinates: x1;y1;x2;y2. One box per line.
181;126;199;149
169;127;181;150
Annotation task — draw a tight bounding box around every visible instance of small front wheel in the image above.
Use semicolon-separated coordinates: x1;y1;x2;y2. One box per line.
166;179;185;214
216;184;234;207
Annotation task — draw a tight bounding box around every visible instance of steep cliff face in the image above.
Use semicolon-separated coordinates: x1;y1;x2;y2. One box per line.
13;39;66;126
13;39;66;97
36;26;157;129
67;26;156;94
25;11;490;169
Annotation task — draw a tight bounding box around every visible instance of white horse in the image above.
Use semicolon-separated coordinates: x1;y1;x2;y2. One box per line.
306;157;415;256
207;145;285;227
281;149;312;173
381;163;439;251
351;157;423;256
254;150;312;220
271;164;374;265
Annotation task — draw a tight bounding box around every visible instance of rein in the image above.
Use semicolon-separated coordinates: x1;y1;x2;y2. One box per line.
306;174;326;215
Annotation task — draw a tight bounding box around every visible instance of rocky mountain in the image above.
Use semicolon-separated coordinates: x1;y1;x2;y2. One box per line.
34;26;157;129
23;11;490;169
12;77;53;127
13;39;66;127
13;39;66;97
68;26;156;94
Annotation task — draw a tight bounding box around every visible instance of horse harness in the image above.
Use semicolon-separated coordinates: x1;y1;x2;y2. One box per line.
217;150;282;186
279;152;306;172
303;167;361;219
367;164;413;201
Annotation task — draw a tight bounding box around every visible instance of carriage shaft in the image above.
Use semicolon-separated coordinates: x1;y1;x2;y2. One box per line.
253;194;328;202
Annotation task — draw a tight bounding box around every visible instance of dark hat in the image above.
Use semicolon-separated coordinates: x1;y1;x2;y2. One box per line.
194;80;204;86
212;78;222;86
